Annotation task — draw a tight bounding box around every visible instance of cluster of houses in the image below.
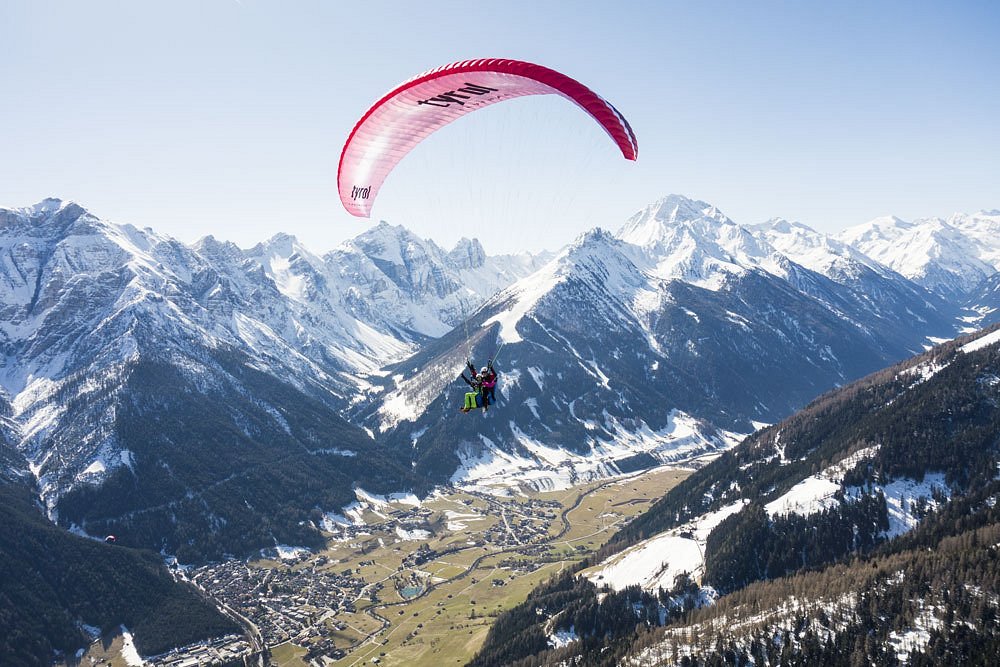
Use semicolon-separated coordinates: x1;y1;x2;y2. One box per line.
191;559;367;646
147;634;250;666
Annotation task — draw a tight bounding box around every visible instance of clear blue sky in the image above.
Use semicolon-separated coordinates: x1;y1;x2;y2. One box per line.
2;1;998;253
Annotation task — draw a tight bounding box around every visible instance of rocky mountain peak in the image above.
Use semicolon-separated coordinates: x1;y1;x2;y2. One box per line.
447;237;486;270
617;194;735;249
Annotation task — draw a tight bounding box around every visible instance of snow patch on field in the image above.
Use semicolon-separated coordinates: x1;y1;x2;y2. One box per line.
273;545;311;560
355;487;421;508
395;526;432;541
120;626;143;666
444;510;484;531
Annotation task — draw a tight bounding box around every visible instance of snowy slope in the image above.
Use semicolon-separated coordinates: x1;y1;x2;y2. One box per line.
753;218;889;281
839;212;1000;298
618;195;789;290
941;209;1000;269
752;217;955;349
0;201;366;519
587;500;747;592
3;193;993;562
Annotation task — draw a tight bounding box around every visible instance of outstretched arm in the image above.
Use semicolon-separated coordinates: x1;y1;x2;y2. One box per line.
460;373;474;388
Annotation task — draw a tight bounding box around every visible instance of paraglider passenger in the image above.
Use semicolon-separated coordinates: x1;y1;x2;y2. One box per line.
459;359;498;413
480;363;498;410
459;364;483;413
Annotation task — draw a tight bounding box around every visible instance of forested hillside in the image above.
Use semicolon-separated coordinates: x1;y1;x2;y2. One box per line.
470;324;1000;666
0;483;238;665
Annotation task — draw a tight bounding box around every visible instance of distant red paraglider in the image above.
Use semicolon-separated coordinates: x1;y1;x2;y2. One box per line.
338;58;638;218
105;535;117;544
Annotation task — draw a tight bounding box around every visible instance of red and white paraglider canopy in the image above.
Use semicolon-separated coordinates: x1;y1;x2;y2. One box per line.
338;58;638;218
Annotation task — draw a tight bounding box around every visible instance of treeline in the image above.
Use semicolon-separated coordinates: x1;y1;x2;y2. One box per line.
619;521;1000;666
475;518;1000;666
704;493;888;593
0;484;237;665
468;567;705;667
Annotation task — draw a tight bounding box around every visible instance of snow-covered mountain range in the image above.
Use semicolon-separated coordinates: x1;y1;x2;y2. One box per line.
838;209;1000;300
1;194;996;558
369;196;964;492
0;199;544;559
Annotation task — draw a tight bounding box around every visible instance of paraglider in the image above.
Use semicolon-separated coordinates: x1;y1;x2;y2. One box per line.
338;58;638;218
459;359;498;413
338;59;636;416
105;535;117;544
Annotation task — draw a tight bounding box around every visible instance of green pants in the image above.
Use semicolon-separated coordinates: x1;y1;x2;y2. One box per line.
464;392;479;409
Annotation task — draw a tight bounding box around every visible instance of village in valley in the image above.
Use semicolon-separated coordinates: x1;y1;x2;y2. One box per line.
124;468;689;667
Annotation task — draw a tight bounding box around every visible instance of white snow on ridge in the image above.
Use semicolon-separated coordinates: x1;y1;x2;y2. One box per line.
588;501;748;592
752;217;886;280
765;446;880;518
838;214;996;295
617;195;791;291
961;328;1000;354
484;256;564;344
860;473;950;538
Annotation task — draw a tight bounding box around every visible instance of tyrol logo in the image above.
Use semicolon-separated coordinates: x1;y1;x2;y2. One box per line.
417;82;499;108
351;185;371;201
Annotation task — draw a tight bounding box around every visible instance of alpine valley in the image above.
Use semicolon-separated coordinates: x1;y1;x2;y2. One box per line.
2;195;1000;665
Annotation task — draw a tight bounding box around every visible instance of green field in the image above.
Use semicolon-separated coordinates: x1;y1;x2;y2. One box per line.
329;466;690;666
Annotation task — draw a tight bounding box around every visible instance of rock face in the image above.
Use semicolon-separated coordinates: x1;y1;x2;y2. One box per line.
1;194;994;559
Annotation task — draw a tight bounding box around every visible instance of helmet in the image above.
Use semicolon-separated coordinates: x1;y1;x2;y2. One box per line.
481;367;488;374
